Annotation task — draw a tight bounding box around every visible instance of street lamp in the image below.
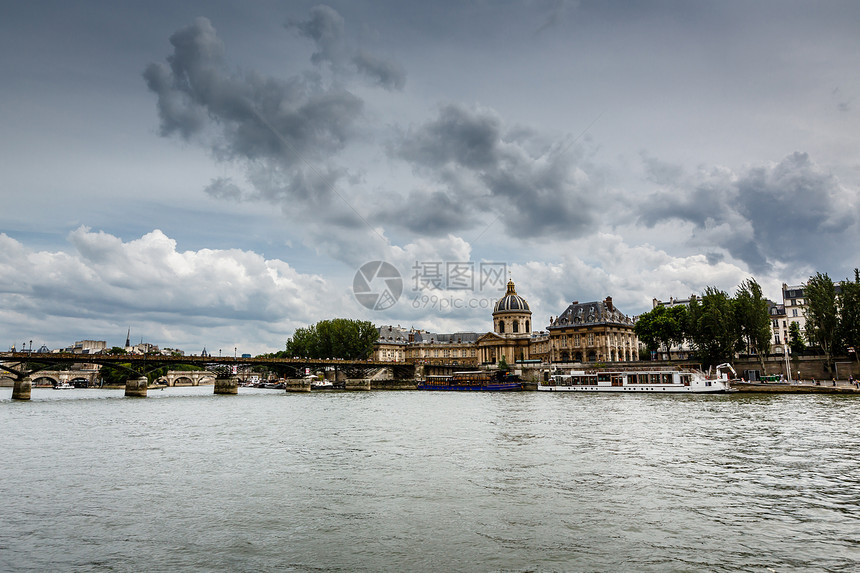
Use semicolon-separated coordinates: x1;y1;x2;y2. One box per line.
849;347;857;380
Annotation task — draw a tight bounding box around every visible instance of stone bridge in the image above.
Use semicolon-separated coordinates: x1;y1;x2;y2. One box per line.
155;370;216;387
1;351;416;399
28;370;100;387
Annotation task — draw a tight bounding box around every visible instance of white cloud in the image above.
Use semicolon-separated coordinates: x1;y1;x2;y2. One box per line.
0;228;339;353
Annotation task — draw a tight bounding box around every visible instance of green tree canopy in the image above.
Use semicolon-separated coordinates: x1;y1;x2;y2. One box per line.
284;318;378;360
688;287;742;368
788;321;806;355
804;272;839;371
838;269;860;357
634;304;688;358
735;278;772;373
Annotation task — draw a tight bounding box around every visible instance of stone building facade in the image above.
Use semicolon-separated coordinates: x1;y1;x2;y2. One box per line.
373;325;479;366
477;279;534;365
373;283;634;367
548;297;638;363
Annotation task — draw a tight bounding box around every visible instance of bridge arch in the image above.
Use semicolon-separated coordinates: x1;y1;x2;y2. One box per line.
32;375;59;387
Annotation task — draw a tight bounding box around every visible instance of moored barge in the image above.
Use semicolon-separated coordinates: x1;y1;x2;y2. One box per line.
418;371;523;391
538;366;732;393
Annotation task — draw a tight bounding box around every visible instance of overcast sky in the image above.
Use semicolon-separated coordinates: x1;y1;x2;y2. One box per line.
2;1;859;354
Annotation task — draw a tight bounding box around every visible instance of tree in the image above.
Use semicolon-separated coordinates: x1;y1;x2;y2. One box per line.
788;320;805;378
688;287;741;368
284;318;378;360
788;321;806;354
634;307;662;356
804;272;839;372
498;355;509;372
734;278;772;374
634;304;688;359
838;269;860;358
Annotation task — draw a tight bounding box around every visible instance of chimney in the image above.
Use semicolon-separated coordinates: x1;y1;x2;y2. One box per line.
605;296;613;311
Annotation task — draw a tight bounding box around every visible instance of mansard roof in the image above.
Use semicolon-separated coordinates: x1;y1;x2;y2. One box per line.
412;331;479;344
376;325;410;345
549;297;634;329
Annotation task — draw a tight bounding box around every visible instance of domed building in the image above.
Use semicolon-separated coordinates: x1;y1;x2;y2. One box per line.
493;279;531;335
477;279;535;365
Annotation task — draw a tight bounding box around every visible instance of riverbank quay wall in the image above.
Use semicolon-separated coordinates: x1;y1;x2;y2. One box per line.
732;381;860;393
727;355;857;381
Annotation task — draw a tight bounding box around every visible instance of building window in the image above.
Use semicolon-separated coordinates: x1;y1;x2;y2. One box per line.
792;309;798;317
513;320;519;333
525;320;530;333
588;333;594;346
499;320;505;333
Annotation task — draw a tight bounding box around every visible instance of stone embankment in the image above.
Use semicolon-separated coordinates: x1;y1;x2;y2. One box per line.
732;380;860;393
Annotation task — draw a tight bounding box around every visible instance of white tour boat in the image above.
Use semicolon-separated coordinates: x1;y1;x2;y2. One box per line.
538;364;734;393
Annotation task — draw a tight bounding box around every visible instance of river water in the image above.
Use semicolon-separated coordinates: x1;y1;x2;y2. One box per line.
2;387;859;572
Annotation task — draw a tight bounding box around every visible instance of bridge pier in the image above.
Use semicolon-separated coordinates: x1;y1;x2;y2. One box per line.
344;379;371;391
125;377;148;397
12;377;32;400
284;379;311;392
214;377;238;395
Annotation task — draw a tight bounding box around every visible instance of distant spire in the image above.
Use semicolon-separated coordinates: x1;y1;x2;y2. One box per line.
125;328;130;348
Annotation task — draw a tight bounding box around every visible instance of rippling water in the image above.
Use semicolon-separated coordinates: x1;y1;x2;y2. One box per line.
2;387;860;572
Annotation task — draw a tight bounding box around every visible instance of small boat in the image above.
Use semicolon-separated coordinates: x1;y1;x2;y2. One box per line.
537;365;732;393
418;370;523;391
53;382;75;390
311;379;334;390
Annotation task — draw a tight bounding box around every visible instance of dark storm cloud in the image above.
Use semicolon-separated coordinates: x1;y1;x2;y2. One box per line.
376;190;476;235
287;4;406;91
144;16;363;167
398;104;501;169
287;5;345;68
392;103;599;238
638;152;858;272
352;50;406;91
204;177;244;201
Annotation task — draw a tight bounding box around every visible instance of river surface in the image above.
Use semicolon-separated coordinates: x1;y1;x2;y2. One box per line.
2;387;859;572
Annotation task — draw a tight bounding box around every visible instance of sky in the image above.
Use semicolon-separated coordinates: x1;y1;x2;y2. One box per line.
1;0;859;355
